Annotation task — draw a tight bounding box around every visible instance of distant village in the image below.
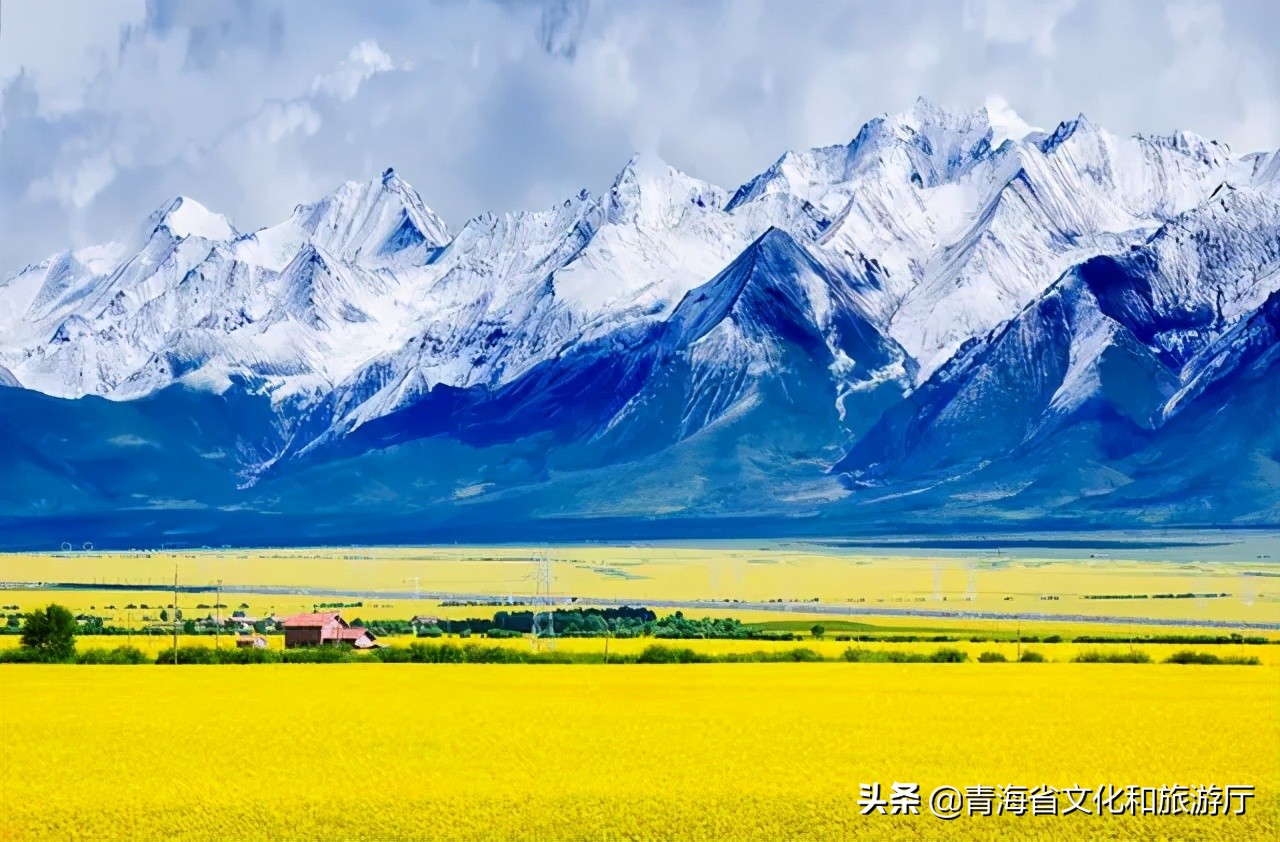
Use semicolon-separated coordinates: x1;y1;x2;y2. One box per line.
0;602;417;649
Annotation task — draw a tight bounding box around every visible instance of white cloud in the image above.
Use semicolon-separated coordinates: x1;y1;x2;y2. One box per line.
258;101;323;145
964;0;1078;57
1;0;1277;277
984;95;1042;145
0;0;147;115
28;150;117;209
311;39;408;101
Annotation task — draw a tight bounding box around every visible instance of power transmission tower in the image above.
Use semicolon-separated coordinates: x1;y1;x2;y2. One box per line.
530;551;555;650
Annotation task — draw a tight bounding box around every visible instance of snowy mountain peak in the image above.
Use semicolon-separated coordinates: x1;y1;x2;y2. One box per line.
1139;129;1228;167
1;101;1277;534
278;242;384;331
287;169;450;261
981;98;1043;147
1040;112;1102;153
877;98;1003;183
669;227;818;341
148;196;237;242
891;96;988;140
606;153;728;227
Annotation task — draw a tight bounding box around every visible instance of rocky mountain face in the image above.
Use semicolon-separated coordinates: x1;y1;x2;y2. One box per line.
1;99;1276;546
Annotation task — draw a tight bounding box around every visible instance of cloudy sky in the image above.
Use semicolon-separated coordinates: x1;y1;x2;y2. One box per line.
2;0;1277;274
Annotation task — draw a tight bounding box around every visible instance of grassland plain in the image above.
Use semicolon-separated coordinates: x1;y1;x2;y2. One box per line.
3;545;1278;627
1;664;1276;841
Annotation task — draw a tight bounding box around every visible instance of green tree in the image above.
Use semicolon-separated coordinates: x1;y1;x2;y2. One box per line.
182;619;197;634
20;604;77;662
159;609;169;622
811;624;826;639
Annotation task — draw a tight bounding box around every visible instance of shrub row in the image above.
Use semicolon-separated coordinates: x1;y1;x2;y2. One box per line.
1072;650;1152;663
840;647;970;663
0;645;150;664
4;644;1260;667
1072;634;1272;645
1164;650;1261;665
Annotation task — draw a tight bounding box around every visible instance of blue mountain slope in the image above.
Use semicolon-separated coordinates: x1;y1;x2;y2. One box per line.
0;382;282;517
1;104;1277;547
831;205;1280;526
284;229;909;473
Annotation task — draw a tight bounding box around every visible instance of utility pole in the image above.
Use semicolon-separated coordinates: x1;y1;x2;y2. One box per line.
172;566;179;665
215;579;223;650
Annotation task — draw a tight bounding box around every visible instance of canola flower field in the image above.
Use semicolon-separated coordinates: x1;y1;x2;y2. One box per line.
3;543;1277;839
2;632;1277;666
3;544;1278;627
2;663;1277;841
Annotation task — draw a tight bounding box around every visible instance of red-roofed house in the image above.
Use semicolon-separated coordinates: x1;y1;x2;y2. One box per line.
281;612;378;649
337;627;379;649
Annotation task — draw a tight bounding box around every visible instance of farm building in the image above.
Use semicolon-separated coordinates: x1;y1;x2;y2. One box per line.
280;612;378;649
236;635;268;649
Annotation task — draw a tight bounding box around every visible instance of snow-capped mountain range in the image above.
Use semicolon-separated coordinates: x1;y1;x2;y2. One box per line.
2;99;1277;546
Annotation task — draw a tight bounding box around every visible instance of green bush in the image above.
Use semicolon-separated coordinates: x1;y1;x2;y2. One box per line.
1072;650;1151;664
928;648;969;663
20;604;77;662
1018;650;1046;662
782;647;824;662
977;651;1008;662
841;647;930;663
221;647;282;664
636;645;712;664
156;646;219;665
370;645;415;663
77;646;149;665
0;647;41;663
281;645;358;663
719;647;826;663
1164;650;1260;666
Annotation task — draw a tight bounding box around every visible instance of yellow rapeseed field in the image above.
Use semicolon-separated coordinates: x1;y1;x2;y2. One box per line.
1;663;1276;841
4;632;1278;665
3;545;1277;627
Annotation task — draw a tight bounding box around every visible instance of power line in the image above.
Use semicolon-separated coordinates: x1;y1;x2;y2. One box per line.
530;550;554;650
